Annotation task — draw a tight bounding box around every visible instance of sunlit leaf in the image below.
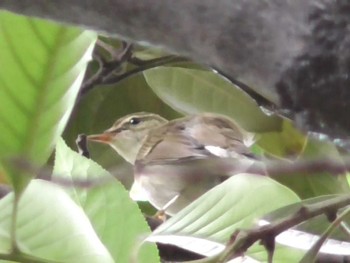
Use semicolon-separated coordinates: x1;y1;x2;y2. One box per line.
147;174;300;262
0;180;113;263
0;11;96;191
143;67;281;132
53;138;159;263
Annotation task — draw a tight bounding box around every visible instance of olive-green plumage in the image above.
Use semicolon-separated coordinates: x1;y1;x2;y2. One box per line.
88;112;257;215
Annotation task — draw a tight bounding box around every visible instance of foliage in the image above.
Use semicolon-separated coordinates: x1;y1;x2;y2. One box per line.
0;10;349;263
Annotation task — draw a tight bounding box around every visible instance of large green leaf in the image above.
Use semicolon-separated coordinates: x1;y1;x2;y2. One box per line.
53;138;159;263
143;67;282;132
0;180;113;263
147;174;301;262
0;11;96;191
272;138;350;199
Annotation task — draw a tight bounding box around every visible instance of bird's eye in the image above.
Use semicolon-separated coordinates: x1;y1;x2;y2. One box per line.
129;117;141;125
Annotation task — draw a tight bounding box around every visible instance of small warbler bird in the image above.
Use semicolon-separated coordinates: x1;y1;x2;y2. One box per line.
88;112;259;215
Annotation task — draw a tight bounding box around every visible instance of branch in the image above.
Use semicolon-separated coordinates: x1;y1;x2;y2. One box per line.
217;195;350;262
80;41;133;95
299;207;350;262
0;0;306;102
101;55;188;85
80;52;188;96
252;157;349;177
2;1;350;138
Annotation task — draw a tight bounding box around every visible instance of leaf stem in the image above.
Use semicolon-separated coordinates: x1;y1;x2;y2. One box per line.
0;252;61;263
10;193;20;253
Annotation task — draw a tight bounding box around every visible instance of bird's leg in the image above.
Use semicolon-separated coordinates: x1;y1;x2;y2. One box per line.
154;194;180;220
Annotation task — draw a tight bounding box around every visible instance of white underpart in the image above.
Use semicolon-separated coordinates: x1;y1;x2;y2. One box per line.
205;145;240;158
129;180;149;201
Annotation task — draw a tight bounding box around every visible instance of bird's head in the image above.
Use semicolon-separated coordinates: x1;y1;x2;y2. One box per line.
87;112;167;163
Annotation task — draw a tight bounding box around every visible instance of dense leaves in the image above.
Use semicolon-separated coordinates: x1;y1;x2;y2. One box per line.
53;138;159;263
0;180;114;263
148;174;301;262
0;9;349;263
0;11;96;192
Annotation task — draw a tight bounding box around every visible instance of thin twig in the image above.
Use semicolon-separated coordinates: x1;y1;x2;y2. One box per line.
101;55;188;85
80;52;104;93
80;42;133;95
95;39;116;56
128;55;173;66
8;157;124;189
340;221;350;238
7;155;350;191
249;157;348;177
213;68;277;110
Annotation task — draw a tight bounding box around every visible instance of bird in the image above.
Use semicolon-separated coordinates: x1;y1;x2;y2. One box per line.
87;112;261;215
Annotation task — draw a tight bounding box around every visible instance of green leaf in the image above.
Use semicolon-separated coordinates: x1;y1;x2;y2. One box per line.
0;179;114;263
133;46;168;60
143;67;282;132
273;138;350;199
257;120;307;157
0;11;96;191
53;138;159;263
147;174;300;262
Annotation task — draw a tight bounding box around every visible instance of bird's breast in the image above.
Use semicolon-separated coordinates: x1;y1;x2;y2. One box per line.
133;157;256;215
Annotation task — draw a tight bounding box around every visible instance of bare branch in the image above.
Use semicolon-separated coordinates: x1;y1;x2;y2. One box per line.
101;55;188;85
2;1;350;138
80;41;133;95
255;157;348;177
217;195;350;262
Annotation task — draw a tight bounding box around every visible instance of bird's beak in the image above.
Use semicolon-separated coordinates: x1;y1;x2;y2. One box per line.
87;133;113;144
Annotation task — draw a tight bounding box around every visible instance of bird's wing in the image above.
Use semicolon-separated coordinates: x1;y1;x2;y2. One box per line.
136;114;254;164
184;113;253;157
136;118;211;164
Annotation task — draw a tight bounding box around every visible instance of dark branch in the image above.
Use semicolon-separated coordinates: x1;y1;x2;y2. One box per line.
2;1;350;138
80;52;188;96
217;195;350;262
101;55;188;85
80;41;133;95
259;157;348;177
